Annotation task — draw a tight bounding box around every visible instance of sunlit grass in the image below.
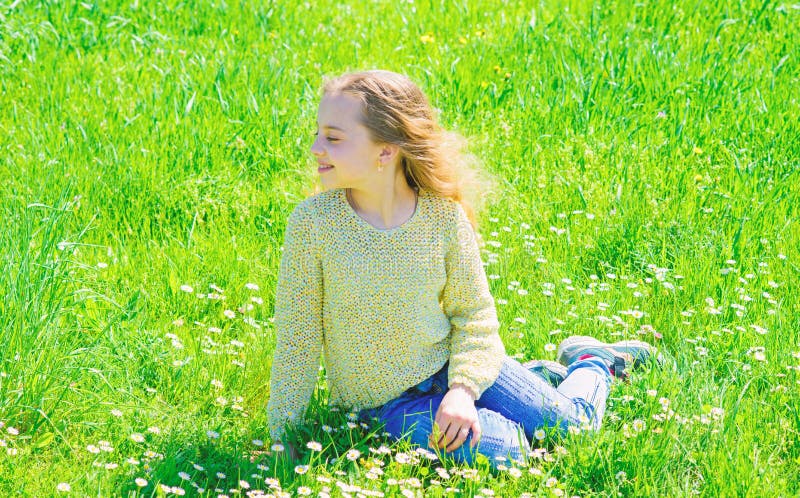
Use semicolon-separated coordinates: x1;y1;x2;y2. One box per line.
0;0;798;495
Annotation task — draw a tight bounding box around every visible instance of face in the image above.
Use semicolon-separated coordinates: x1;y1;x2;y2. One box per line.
310;92;386;190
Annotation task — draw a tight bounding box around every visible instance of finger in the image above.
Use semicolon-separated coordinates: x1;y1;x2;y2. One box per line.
430;421;448;449
469;420;482;448
439;423;460;450
436;424;450;448
429;421;448;448
445;426;470;452
431;409;442;438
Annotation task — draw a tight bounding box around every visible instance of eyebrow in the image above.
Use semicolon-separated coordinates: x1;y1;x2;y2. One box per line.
317;123;346;132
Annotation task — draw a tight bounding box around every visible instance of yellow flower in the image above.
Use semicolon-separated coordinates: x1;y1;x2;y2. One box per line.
475;29;486;38
458;36;468;44
693;146;703;154
480;81;489;89
420;34;435;44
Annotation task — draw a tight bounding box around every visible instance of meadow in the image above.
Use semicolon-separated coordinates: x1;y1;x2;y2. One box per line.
1;0;799;496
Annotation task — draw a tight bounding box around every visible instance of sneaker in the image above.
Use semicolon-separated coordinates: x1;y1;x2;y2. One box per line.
523;359;568;387
556;336;663;378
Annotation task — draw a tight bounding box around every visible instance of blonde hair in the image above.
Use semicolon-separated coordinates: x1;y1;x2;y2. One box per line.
309;69;497;232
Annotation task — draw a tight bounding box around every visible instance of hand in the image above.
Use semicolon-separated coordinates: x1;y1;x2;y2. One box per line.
428;383;481;453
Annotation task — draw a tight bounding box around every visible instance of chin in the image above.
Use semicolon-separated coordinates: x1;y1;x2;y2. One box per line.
319;179;340;190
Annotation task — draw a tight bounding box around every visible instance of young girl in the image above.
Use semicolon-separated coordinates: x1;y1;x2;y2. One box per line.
267;70;661;466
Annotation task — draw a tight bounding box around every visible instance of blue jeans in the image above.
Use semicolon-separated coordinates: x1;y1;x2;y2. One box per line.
358;356;611;466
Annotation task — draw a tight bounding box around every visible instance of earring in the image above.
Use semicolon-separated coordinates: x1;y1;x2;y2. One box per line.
377;160;384;172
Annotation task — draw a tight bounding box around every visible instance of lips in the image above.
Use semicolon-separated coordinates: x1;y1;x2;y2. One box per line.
317;163;334;173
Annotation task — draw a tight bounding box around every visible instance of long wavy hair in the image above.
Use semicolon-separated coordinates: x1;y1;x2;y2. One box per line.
308;70;497;233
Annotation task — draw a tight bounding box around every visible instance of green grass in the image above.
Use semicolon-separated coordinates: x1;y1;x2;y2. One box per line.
1;0;798;495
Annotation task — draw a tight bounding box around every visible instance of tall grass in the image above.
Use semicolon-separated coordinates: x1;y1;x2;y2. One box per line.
0;0;798;495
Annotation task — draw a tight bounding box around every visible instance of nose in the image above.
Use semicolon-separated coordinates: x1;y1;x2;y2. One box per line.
310;134;324;156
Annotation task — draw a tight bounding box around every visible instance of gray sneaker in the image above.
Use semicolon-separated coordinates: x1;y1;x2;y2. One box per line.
523;359;569;387
556;336;663;378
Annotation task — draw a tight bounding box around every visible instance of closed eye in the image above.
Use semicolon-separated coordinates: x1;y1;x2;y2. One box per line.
313;131;339;142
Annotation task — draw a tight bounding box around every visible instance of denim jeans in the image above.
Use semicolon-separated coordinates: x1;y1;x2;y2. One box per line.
358;356;611;466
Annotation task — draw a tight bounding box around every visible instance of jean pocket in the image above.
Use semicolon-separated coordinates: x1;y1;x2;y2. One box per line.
409;365;448;396
410;376;435;395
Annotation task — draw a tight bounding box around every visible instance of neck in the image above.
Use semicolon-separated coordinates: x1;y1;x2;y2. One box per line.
347;173;418;230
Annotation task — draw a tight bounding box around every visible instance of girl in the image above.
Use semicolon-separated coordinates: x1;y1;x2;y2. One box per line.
267;70;661;466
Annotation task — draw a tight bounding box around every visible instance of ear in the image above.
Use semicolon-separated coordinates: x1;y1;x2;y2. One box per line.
378;143;401;163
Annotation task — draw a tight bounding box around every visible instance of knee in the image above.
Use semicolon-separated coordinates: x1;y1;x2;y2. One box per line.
473;409;531;466
473;433;529;467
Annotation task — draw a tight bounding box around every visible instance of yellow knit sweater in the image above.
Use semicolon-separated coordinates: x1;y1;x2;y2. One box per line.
267;187;505;440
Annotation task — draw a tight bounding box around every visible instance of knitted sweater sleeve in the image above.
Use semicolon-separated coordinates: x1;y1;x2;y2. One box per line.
267;199;324;442
442;203;506;399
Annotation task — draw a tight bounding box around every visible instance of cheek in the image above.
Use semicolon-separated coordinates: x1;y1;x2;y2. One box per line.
331;144;352;158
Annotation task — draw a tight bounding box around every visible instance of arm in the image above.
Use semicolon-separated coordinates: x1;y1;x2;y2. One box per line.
441;203;505;400
431;203;505;452
267;200;324;443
